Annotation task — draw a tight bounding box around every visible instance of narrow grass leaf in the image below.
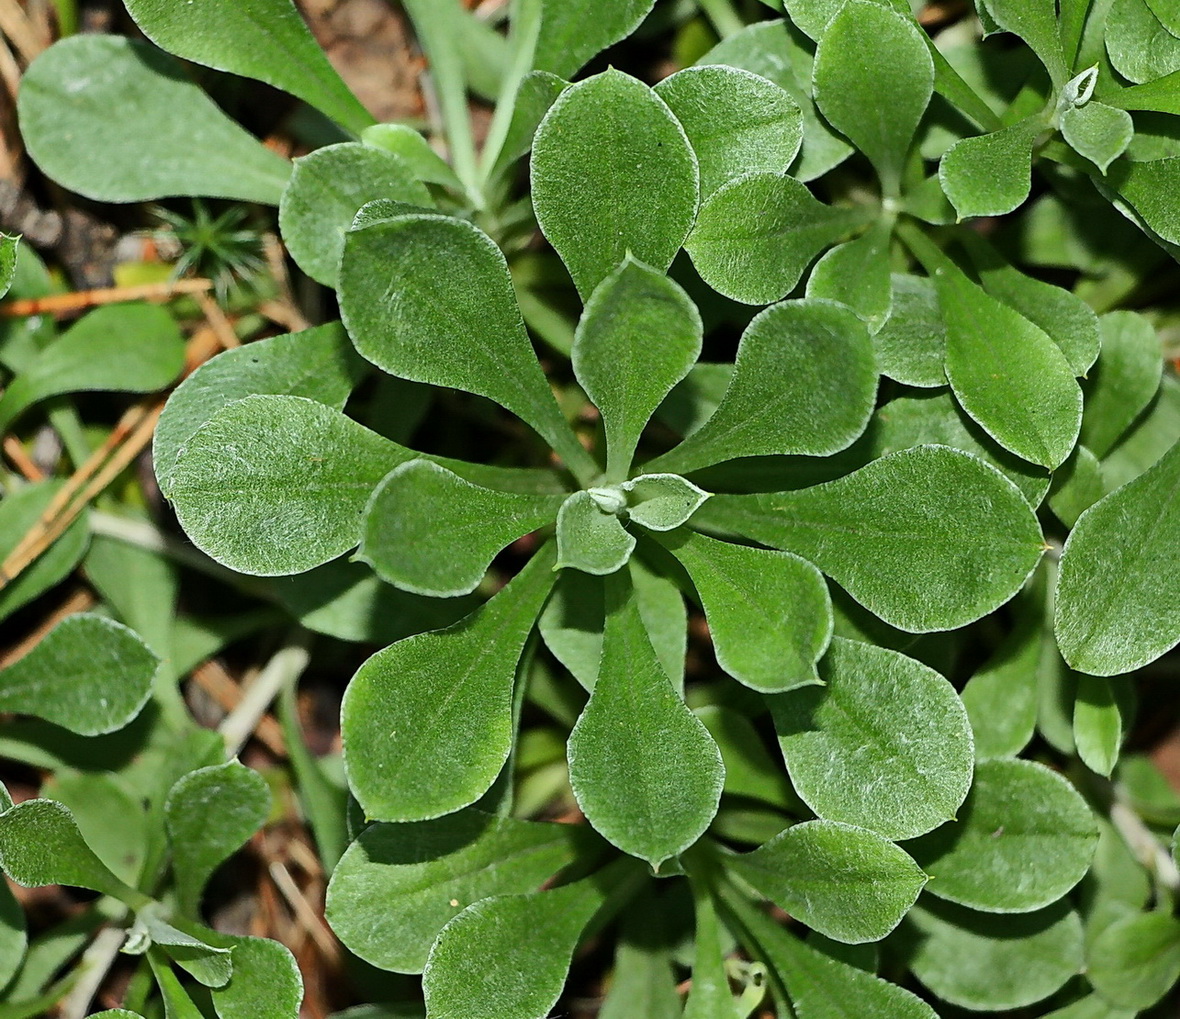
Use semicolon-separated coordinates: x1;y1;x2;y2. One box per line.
342;545;558;821
532;70;698;300
20;37;292;203
1074;675;1123;777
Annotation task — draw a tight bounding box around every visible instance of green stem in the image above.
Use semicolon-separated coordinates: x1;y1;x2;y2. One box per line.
401;0;483;207
50;0;78;36
698;0;745;38
894;218;957;276
479;0;544;184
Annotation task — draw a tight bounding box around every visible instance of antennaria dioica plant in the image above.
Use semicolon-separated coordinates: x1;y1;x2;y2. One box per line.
4;0;1180;1015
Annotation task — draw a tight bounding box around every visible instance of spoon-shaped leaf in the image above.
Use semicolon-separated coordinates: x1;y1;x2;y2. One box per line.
872;273;947;388
123;0;373;134
532;69;698;300
698;445;1044;632
654;65;803;198
0;799;144;905
342;544;558;822
650;528;831;693
622;475;710;532
729;820;927;944
938;265;1083;470
684;172;866;305
0;614;157;736
338;213;594;480
168;395;414;575
979;0;1069;84
279;143;431;287
813;1;933;196
806;219;894;333
0;303;185;433
647;299;877;475
423;874;611;1019
326;810;599;973
20;37;292;204
165;762;271;918
359;460;565;597
906;758;1098;912
573;259;702;482
556;492;636;576
208;934;302;1019
533;0;655;77
1055;440;1180;676
939;118;1039;219
770;637;974;841
154;323;366;498
567;572;723;868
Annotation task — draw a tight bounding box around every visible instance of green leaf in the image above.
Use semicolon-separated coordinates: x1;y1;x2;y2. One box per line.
1082;311;1163;458
1087;910;1180;1010
147;949;208;1019
1108;69;1180;116
598;892;682;1019
0;614;157;736
937;264;1083;469
965;240;1101;378
555;491;636;576
722;886;938;1019
168;395;413;575
567;572;723;868
129;913;232;988
696;706;793;809
730;820;926;944
782;0;909;40
208;934;302;1019
771;637;973;840
341;545;557;821
872;274;947;388
0;878;25;992
698;445;1045;632
1055;440;1180;675
422;874;611;1019
489;71;570;174
873;390;1051;506
531;69;698;300
1050;445;1106;527
327;810;597;973
939;118;1039;219
980;0;1069;84
806;220;894;333
572;259;702;481
907;758;1098;912
1042;996;1138;1019
960;604;1040;759
0;799;142;904
701;20;854;182
279;143;431;287
123;0;372;133
812;2;933;195
533;0;655;78
362;124;464;190
155;323;365;498
0;303;185;433
622;475;710;532
684;172;864;305
1108;156;1180;247
20;37;291;204
1106;0;1180;83
905;898;1084;1010
647;299;877;475
651;528;831;693
1145;0;1180;33
1074;675;1123;776
165;762;271;918
0;234;18;301
359;460;564;597
683;878;742;1019
1062;102;1134;172
48;770;148;885
338;213;593;480
654;65;802;199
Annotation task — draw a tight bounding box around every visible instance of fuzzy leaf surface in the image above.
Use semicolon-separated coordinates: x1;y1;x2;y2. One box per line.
327;810;597;974
771;637;973;840
1087;910;1180;1010
555;492;636;576
342;546;557;821
939;118;1039;219
654;65;802;198
907;758;1098;912
1082;310;1163;458
168;395;413;575
806;220;894;333
360;460;564;597
652;528;831;693
730;820;927;943
20;37;291;203
0;614;157;736
533;0;655;77
532;70;697;300
208;934;302;1019
1062;102;1134;173
698;445;1044;632
648;299;876;474
872;274;947;387
622;475;710;532
567;573;723;868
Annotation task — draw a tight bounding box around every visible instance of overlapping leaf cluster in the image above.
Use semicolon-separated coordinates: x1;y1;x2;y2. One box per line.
5;0;1180;1016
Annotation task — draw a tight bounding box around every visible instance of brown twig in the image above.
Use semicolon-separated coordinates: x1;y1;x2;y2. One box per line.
0;586;95;667
2;435;44;480
267;860;340;963
195;291;241;349
190;660;287;757
0;277;213;318
0;0;46;63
